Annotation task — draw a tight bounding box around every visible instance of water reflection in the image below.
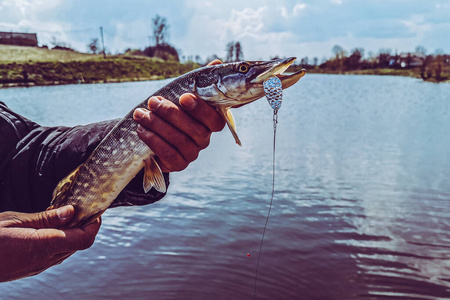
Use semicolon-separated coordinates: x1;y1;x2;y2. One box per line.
0;75;449;299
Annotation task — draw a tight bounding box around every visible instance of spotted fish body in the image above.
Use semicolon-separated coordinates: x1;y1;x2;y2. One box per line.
50;58;306;227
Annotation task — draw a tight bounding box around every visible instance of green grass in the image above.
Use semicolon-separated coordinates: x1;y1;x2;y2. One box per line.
0;45;199;87
289;65;450;83
0;45;98;63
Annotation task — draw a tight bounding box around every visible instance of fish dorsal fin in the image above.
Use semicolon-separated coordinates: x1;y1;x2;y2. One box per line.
218;107;242;146
143;156;166;193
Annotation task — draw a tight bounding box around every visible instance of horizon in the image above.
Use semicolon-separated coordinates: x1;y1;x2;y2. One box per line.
0;0;449;62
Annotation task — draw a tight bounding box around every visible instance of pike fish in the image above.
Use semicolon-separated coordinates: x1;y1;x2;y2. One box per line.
49;57;306;227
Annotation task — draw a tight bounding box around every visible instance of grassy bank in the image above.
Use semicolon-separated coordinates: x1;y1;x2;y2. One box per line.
0;45;96;63
0;45;199;88
2;45;448;88
288;61;450;84
0;58;198;87
299;66;421;78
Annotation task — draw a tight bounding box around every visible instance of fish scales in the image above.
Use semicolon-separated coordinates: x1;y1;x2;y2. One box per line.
49;58;306;227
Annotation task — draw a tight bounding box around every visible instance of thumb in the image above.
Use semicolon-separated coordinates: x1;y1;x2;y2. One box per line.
14;205;75;229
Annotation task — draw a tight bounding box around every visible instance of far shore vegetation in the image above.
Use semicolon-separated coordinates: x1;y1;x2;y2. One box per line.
1;15;449;88
288;45;450;83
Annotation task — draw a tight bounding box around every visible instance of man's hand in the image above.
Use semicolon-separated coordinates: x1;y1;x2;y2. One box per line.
133;60;226;173
0;205;101;282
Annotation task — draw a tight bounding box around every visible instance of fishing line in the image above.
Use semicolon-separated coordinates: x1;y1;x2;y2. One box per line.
253;76;283;299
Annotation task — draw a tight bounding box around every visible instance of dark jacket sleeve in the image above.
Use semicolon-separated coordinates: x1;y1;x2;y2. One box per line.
0;101;169;213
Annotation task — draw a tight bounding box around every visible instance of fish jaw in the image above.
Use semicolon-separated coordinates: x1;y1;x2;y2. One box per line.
249;57;297;84
277;68;307;89
197;57;305;109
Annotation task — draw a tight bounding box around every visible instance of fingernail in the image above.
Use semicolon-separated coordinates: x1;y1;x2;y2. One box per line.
57;206;71;219
181;95;197;110
149;97;162;110
137;124;145;133
134;108;146;120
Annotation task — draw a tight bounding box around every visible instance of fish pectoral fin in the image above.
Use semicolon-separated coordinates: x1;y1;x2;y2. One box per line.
143;157;166;193
217;107;242;146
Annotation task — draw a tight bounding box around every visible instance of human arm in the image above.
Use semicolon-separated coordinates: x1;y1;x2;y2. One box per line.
0;61;225;212
0;205;100;282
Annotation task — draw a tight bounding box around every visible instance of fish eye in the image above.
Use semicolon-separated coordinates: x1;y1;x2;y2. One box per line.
238;63;249;73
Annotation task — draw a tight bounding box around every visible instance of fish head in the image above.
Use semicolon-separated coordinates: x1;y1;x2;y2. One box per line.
193;57;306;109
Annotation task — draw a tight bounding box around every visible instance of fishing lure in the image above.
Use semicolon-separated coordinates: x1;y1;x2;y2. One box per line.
253;76;283;299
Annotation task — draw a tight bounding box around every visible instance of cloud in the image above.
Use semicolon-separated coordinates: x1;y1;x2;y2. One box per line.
293;3;307;15
1;0;450;61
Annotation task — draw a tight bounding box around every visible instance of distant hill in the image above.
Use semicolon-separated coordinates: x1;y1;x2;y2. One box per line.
0;45;98;63
0;45;200;88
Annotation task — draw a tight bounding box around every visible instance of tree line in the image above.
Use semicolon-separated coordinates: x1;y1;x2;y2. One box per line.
294;45;449;82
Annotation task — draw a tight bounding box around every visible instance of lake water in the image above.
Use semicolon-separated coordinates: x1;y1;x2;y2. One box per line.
1;74;449;299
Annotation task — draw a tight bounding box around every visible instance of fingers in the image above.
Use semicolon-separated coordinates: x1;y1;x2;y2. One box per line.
4;205;75;229
179;94;225;132
134;110;199;171
131;61;226;173
207;59;223;66
65;217;102;251
147;96;212;148
51;217;102;253
134;97;217;172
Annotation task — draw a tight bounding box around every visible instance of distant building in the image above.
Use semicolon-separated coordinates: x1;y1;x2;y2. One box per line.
397;52;425;68
0;31;38;47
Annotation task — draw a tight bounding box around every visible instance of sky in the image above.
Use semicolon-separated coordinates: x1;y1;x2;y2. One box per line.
0;0;449;62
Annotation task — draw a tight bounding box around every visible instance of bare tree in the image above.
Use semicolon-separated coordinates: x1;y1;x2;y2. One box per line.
415;45;427;55
313;57;318;66
378;48;392;67
351;47;364;59
152;15;169;46
88;38;99;54
300;57;309;66
235;41;243;61
226;41;234;62
332;45;345;58
50;36;71;49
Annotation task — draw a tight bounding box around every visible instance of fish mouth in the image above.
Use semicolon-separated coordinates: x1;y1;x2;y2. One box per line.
250;57;306;88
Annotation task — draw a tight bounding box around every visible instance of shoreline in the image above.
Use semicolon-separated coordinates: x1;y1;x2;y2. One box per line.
0;57;199;89
1;62;449;90
0;75;168;89
291;66;450;84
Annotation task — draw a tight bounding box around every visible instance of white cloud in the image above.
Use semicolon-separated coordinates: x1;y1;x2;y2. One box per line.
280;7;289;19
293;3;307;15
401;15;432;37
1;0;450;61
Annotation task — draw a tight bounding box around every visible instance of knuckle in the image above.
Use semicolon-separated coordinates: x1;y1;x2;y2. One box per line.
138;130;157;146
177;132;192;149
184;147;199;163
160;101;179;116
141;111;155;126
166;154;188;172
80;235;95;250
175;160;189;172
191;125;209;145
213;119;226;132
197;133;211;150
0;211;21;226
